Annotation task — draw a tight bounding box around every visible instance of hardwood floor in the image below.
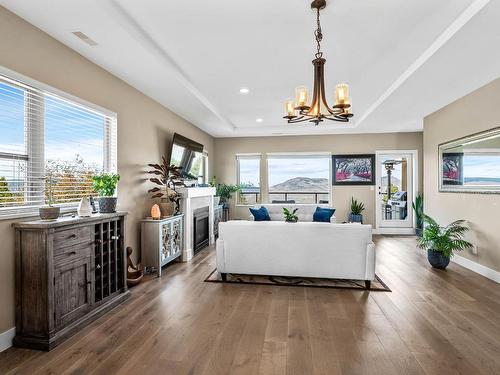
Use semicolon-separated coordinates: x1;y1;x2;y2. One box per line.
2;235;500;375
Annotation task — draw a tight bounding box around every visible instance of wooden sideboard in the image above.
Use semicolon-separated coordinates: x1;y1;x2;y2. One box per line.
141;214;184;277
13;212;130;351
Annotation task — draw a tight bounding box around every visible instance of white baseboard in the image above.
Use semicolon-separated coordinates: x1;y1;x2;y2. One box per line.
452;255;500;284
0;327;15;352
373;228;416;235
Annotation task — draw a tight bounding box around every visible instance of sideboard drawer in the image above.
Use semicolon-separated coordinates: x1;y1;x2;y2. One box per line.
54;226;92;253
54;243;92;266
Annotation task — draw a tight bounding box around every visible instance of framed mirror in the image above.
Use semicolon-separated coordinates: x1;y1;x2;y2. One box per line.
439;127;500;193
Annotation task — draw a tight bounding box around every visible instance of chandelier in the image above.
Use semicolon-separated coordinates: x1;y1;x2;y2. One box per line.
283;0;353;125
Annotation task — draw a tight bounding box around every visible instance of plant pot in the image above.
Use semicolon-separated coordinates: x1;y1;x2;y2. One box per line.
427;249;450;269
214;196;221;207
348;213;363;223
39;206;60;220
285;219;298;223
98;197;117;213
159;200;175;217
415;228;423;237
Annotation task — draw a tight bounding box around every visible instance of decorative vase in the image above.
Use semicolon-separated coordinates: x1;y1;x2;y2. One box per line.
348;213;363;223
98;197;117;213
214;196;221;207
77;197;93;217
427;249;450;269
39;206;60;220
159;199;175;217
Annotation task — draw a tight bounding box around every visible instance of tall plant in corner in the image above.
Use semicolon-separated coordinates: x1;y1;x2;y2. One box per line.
147;156;182;216
418;214;472;269
412;193;424;236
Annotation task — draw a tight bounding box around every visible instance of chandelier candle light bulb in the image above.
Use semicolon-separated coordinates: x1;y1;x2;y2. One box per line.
285;99;296;118
335;83;350;107
295;86;309;109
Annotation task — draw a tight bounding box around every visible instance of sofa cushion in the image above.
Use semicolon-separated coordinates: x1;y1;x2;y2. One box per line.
248;204;336;223
249;206;271;221
313;207;336;222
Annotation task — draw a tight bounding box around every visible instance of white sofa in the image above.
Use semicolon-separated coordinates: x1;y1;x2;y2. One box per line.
248;204;336;223
216;221;376;288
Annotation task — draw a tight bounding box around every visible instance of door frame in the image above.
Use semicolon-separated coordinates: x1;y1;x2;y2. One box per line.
374;150;418;235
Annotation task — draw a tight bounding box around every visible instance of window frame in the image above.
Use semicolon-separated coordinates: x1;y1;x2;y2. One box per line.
236;153;262;206
0;66;118;220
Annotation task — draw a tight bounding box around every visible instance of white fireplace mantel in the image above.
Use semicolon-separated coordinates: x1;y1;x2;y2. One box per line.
177;187;216;261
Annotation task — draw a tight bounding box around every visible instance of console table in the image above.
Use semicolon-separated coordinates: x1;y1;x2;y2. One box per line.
141;214;184;277
13;212;129;351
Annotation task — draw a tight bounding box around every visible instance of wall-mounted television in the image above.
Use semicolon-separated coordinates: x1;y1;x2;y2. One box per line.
169;133;205;181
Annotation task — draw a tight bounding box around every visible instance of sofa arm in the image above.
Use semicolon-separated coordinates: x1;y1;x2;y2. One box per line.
365;242;376;280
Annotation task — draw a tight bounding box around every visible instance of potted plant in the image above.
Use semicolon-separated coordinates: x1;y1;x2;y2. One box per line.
215;183;241;208
92;173;120;213
210;176;221;206
412;193;424;236
418;215;472;269
39;173;60;220
147;156;182;217
348;197;365;223
283;207;299;223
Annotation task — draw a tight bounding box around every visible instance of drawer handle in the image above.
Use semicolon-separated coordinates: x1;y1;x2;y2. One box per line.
68;251;76;256
69;234;77;239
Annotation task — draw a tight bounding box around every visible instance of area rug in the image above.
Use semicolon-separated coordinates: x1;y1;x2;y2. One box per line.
204;269;391;292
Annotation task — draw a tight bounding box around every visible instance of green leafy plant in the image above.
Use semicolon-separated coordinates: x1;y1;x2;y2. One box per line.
92;173;120;197
412;193;424;230
417;215;472;258
283;207;299;223
147;156;182;201
350;197;365;215
215;183;241;203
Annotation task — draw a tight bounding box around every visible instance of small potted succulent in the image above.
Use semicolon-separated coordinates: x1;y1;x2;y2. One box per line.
348;197;365;223
418;214;472;269
412;193;424;236
39;173;60;220
283;207;299;223
92;173;120;213
147;156;182;217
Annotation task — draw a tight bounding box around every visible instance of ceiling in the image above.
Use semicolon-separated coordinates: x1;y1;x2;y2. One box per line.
1;0;499;138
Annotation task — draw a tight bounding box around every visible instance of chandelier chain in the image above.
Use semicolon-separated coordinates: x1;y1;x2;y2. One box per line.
314;7;323;58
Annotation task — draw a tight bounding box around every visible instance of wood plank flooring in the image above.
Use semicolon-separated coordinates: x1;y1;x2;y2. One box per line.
1;235;500;374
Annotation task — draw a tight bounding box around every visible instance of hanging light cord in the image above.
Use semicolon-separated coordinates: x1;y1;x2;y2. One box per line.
314;7;323;58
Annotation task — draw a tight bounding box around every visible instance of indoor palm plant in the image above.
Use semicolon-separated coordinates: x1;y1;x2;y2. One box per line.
412;193;424;236
348;197;365;223
418;214;472;269
92;173;120;213
147;156;182;216
283;207;299;223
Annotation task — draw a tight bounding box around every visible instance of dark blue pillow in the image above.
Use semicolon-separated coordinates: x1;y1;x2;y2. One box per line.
249;206;271;221
313;207;335;222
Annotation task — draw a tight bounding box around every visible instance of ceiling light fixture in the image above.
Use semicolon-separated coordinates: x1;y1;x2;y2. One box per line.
283;0;353;125
256;118;263;123
239;87;250;94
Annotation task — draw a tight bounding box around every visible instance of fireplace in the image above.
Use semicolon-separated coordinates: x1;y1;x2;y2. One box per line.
193;206;209;256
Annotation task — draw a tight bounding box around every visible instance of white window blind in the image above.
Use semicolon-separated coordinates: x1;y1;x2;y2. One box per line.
0;73;117;217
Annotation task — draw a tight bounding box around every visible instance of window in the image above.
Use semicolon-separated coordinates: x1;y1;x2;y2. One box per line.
267;154;330;204
237;154;261;205
0;72;117;217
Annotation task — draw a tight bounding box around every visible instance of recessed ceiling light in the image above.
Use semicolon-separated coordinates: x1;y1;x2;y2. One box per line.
256;118;263;123
239;87;249;94
72;31;98;46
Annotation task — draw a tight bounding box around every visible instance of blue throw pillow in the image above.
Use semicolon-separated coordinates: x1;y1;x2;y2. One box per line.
313;207;335;222
249;206;271;221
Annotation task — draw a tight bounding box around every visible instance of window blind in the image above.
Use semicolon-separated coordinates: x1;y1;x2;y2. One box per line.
0;73;117;217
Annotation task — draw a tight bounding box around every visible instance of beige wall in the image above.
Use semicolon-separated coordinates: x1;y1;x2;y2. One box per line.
424;77;500;273
0;7;214;334
214;133;423;223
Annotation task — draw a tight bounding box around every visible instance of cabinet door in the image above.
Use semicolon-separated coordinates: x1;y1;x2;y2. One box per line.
54;256;92;329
